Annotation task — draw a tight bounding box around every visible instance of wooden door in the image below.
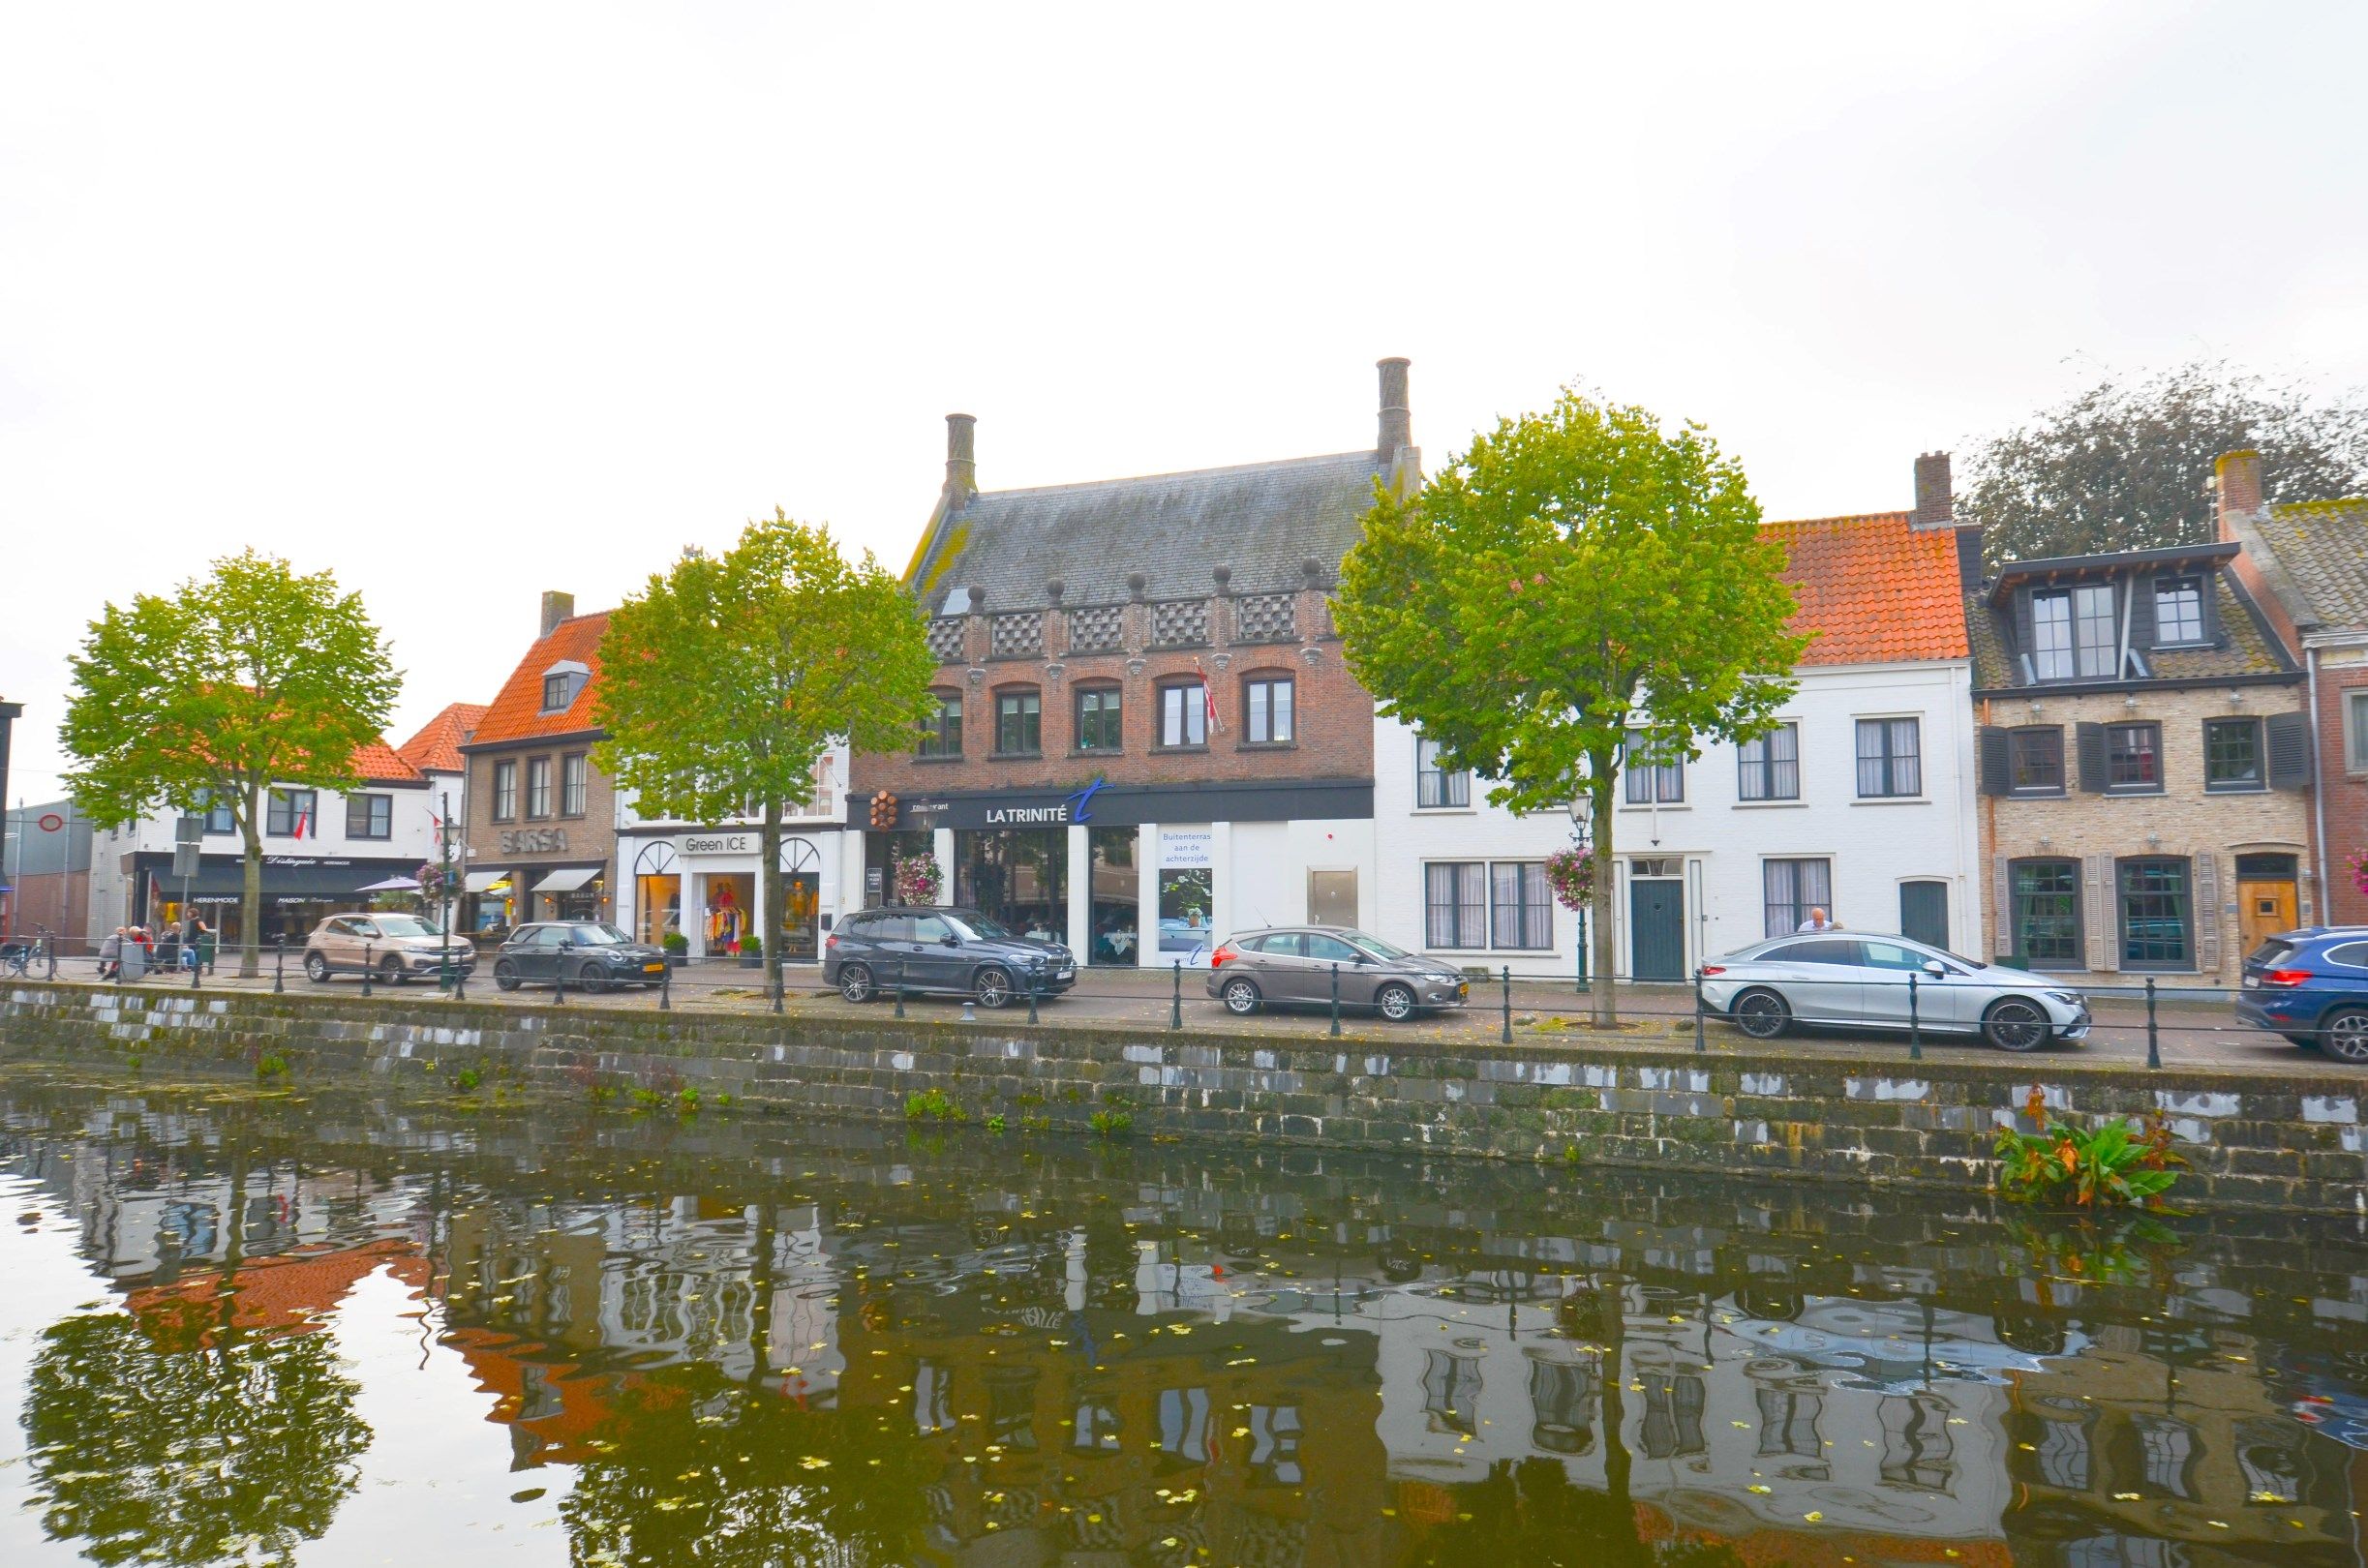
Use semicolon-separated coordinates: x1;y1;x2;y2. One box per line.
2237;878;2298;958
1629;879;1685;981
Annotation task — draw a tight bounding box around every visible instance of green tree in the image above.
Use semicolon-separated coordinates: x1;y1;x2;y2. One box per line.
61;551;401;975
595;511;935;996
1962;359;2368;566
1336;388;1804;1024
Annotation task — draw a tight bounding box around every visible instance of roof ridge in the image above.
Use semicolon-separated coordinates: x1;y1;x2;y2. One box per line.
961;449;1382;505
1762;509;1915;528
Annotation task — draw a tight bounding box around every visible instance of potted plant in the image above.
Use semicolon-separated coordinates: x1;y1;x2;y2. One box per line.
740;930;765;969
662;931;690;960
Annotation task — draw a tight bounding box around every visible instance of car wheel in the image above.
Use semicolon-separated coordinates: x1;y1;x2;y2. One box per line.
303;951;330;984
1984;998;2052;1053
573;962;608;994
2323;1008;2368;1065
837;963;875;1004
1376;982;1417;1022
381;954;408;986
1222;977;1261;1015
1732;987;1790;1040
974;966;1014;1010
494;958;522;992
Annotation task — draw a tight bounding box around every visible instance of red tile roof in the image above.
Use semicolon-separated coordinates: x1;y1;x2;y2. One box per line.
468;612;612;747
351;737;425;783
396;702;489;773
1760;511;1970;666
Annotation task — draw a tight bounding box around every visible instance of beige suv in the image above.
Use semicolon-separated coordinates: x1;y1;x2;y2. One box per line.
303;913;475;985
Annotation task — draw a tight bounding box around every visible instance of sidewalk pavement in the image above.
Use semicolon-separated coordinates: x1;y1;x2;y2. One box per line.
15;950;2333;1078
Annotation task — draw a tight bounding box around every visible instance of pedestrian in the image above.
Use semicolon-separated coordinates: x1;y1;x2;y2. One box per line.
179;913;201;972
196;918;218;977
98;927;123;980
1795;906;1839;933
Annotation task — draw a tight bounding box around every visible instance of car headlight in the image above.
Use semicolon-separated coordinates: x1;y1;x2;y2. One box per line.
2045;990;2083;1007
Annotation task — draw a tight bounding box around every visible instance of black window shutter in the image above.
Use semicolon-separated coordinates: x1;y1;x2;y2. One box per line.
2076;723;2109;793
2267;709;2314;788
2130;577;2156;650
2012;590;2037;677
1978;727;2011;796
2203;574;2226;647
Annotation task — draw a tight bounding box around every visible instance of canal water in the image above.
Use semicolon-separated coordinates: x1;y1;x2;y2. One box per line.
0;1073;2364;1568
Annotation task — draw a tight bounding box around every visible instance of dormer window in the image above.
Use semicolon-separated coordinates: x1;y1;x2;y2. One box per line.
539;660;591;714
2152;575;2207;646
2029;585;2116;681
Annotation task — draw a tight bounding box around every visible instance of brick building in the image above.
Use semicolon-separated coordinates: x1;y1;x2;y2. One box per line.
459;592;618;933
1965;514;2316;985
847;358;1421;966
2212;450;2368;926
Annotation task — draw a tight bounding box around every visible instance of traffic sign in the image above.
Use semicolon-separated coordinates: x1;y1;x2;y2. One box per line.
171;845;200;880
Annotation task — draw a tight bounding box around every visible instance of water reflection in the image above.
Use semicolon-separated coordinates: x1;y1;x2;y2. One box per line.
0;1072;2364;1567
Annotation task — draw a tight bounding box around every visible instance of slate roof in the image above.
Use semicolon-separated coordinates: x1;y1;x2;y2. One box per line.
911;450;1391;613
468;613;612;747
1761;512;1969;666
1965;570;2292;692
395;702;488;774
2251;499;2368;632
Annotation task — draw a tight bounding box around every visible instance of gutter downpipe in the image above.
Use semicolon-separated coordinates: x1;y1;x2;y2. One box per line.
2309;645;2330;920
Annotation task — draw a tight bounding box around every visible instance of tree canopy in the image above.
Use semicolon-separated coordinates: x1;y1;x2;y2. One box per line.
1336;387;1804;1022
60;550;400;974
1962;360;2368;565
594;510;935;992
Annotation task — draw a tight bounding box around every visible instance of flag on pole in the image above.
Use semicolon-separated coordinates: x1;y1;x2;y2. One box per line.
1192;657;1225;735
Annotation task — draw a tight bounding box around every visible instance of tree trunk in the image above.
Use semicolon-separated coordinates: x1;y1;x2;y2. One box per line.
1589;767;1618;1027
237;783;263;979
759;799;783;1000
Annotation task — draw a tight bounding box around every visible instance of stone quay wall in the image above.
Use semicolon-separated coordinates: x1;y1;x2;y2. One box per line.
5;980;2365;1215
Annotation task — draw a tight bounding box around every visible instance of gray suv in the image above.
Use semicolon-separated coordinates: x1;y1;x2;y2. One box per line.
825;907;1077;1009
1205;926;1469;1021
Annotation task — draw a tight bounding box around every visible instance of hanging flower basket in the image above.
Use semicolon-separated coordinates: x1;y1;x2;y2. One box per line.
893;856;944;905
1543;845;1594;911
2351;847;2368;899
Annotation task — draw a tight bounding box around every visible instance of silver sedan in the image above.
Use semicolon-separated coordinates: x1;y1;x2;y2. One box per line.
1700;933;2091;1052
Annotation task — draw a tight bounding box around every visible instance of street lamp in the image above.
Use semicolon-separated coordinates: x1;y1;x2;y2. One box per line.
1567;787;1593;995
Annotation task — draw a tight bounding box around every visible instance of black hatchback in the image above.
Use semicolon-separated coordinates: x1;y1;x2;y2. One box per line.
824;907;1077;1009
492;921;671;993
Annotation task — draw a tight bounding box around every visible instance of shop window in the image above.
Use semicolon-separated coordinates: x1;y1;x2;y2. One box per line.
1737;723;1798;800
2203;716;2262;792
1763;857;1832;938
956;827;1067;940
1622;731;1684;803
994;689;1041;757
193;787;236;835
2106;722;2162;793
1158;681;1208;748
2010;859;2082;967
492;760;518;822
1415;736;1470;808
1243;675;1293;744
1490;862;1552;950
1075;685;1122;752
1155;831;1213;956
526;756;553;818
2010;726;2064;794
918;691;962;758
2153;576;2206;645
1856;717;1922;798
265;788;318;839
562;753;588;817
1087;826;1138;964
345;793;392;840
1425;861;1487;949
2117;858;2193;970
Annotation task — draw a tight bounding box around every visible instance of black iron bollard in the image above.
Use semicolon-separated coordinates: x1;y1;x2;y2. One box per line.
360;942;374;997
453;946;468;1002
659;960;672;1011
1027;968;1040;1025
1908;972;1922;1061
273;936;286;994
894;954;907;1018
1329;962;1342;1038
1693;967;1707;1053
2145;977;2161;1070
1169;961;1182;1031
552;960;566;1006
1501;965;1513;1045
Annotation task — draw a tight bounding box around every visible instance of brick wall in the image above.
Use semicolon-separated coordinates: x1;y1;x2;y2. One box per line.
853;585;1375;799
463;739;619;874
2317;648;2368;923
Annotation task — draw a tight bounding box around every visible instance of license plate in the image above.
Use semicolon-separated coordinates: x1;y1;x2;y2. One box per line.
1057;967;1075;980
2243;975;2259;988
644;962;665;973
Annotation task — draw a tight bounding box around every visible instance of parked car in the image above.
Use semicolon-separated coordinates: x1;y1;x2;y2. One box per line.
825;907;1076;1009
2235;927;2368;1064
303;913;476;984
1700;932;2090;1052
1204;926;1469;1022
491;921;670;992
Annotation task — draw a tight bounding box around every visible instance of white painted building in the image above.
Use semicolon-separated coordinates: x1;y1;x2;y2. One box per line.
1372;475;1986;980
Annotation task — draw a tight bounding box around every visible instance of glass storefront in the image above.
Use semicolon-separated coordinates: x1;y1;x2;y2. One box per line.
1087;826;1138;964
776;836;825;962
863;829;936;907
955;829;1067;942
632;843;683;947
1155;826;1216;958
699;872;753;955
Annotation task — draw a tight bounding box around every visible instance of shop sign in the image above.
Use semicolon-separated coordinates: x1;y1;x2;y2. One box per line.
499;829;569;855
1156;827;1214;868
683;833;755;856
262;856;357;868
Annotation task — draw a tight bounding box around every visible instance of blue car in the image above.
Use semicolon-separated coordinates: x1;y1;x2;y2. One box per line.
2234;927;2368;1064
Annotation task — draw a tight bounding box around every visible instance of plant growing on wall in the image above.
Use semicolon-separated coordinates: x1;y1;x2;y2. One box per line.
1993;1117;2184;1209
1337;385;1805;1024
2349;847;2368;898
595;513;937;999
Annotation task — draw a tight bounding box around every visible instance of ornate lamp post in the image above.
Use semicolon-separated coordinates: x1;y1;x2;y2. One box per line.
1563;790;1593;994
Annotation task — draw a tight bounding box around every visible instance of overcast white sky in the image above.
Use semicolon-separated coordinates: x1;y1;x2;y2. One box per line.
4;2;2364;804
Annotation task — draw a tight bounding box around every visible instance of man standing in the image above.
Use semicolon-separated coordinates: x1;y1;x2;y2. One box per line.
1796;906;1838;933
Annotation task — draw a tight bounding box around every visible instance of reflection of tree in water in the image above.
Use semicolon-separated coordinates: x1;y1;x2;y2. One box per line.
560;1361;935;1568
21;1301;370;1567
1401;1457;1747;1568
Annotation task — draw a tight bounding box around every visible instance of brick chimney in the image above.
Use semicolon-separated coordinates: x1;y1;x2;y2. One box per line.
539;591;574;639
2213;449;2262;539
1912;451;1952;529
1377;357;1412;457
945;413;978;506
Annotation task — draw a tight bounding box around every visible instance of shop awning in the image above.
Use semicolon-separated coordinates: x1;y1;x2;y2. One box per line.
533;866;599;894
354;876;420;892
463;871;505;893
152;856;419;906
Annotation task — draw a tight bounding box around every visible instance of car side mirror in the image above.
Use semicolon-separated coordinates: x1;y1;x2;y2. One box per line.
1922;960;1946;977
942;934;961;948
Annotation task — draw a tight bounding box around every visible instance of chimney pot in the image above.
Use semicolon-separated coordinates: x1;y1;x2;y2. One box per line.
1912;451;1954;529
1377;357;1412;457
539;590;574;639
945;413;978;503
